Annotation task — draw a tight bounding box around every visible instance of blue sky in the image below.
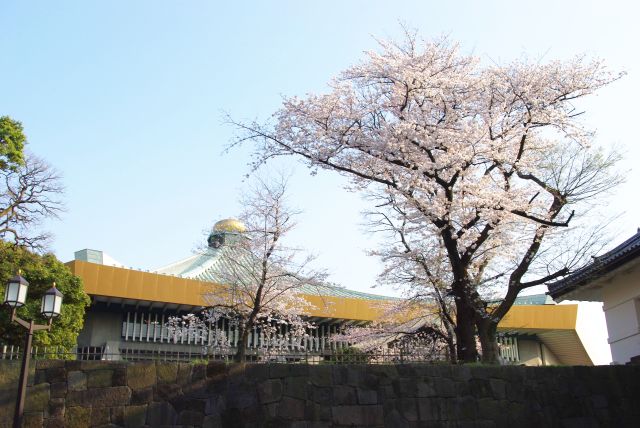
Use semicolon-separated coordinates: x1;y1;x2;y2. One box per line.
2;0;639;297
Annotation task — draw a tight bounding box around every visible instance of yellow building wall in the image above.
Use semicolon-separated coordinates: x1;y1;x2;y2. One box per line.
69;260;578;329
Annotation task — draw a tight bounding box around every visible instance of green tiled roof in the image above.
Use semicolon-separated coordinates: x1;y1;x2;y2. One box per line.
155;247;394;302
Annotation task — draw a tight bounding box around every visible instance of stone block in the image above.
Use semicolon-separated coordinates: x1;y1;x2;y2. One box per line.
269;363;289;379
91;407;111;426
287;364;309;377
590;394;608;409
65;406;91;428
366;364;398;383
67;386;131;407
22;412;43;428
309;365;332;387
398;398;418;421
361;372;380;390
392;378;417;397
127;363;156;390
156;363;178;384
48;397;65;419
384;409;409;428
67;371;87;391
560;417;600;428
396;364;418;378
80;360;118;371
124;404;147;427
489;378;506;400
469;378;492;397
506;380;525;402
357;389;378;405
34;369;47;385
305;401;331;422
112;367;127;386
45;367;66;384
448;396;477;420
147;402;178;426
451;365;472;382
477;398;507;424
333;385;357;405
310;385;332;405
206;395;226;416
203;413;222;428
43;417;65;428
332;366;356;385
258;379;283;404
36;360;65;370
306;423;331;428
226;383;257;409
24;382;49;412
191;364;206;381
178;410;204;426
416;381;437;397
131;387;154;405
176;363;192;385
171;396;208;414
50;382;67;398
155;382;182;402
87;369;113;388
434;377;456;397
284;376;308;398
331;405;384;426
221;408;248;427
178;378;208;399
278;396;305;420
417;397;442;421
110;406;125;426
64;360;81;371
244;364;269;382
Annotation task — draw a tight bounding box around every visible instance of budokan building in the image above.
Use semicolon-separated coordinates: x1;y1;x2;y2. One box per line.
68;219;596;366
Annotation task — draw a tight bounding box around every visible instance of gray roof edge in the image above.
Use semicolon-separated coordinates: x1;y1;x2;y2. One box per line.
547;230;640;298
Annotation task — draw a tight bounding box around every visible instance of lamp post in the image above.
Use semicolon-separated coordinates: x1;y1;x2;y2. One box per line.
2;273;63;428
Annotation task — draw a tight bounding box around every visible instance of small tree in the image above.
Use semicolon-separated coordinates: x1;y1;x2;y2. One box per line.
230;33;623;363
190;174;325;362
0;241;90;352
1;156;64;251
364;192;458;362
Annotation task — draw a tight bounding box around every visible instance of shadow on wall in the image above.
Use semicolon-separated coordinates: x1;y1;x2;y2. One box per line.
1;360;640;426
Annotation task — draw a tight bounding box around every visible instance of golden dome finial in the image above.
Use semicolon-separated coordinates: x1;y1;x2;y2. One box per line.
213;218;246;234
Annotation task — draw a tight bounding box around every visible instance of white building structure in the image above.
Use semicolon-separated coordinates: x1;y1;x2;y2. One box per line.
548;230;640;364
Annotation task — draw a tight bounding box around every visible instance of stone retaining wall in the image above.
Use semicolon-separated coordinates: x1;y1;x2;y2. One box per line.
1;360;639;427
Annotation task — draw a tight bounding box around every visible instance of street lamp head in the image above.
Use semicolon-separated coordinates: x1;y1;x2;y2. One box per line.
40;282;63;319
3;273;29;308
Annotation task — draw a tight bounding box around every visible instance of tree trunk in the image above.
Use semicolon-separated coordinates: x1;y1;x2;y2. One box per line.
234;324;250;362
446;335;457;364
442;318;457;364
477;319;501;364
454;300;479;363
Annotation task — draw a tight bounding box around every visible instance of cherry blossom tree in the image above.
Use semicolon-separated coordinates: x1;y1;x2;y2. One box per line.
206;174;324;362
362;192;458;362
229;34;623;363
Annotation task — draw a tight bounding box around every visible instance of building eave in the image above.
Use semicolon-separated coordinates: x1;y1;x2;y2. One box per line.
548;230;640;301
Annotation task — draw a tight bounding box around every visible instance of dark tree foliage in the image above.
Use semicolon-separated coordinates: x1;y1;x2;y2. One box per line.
0;242;90;351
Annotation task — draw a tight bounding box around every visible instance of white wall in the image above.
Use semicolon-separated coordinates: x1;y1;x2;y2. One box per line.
601;269;640;364
569;301;613;365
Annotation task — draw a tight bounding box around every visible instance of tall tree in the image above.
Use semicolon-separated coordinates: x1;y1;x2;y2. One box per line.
230;34;623;363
